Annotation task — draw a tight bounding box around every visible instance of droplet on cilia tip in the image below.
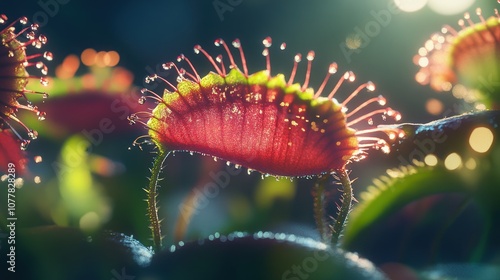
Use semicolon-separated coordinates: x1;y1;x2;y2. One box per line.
0;13;52;148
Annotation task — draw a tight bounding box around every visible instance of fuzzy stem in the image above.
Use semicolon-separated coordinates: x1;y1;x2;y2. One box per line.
331;168;353;245
146;150;169;253
313;175;330;243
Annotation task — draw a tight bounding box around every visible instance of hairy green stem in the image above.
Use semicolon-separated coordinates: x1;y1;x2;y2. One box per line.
146;150;169;253
331;169;353;245
313;175;330;243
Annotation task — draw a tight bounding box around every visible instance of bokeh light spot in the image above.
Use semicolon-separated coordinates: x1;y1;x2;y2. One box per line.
465;158;477;170
394;0;428;13
107;51;120;67
424;154;438;166
81;48;97;66
95;51;107;67
425;98;444;115
418;57;429;67
428;0;475;15
345;34;362;50
444;152;462;170
469;127;494;153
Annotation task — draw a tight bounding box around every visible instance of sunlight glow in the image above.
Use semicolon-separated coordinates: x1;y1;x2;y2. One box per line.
427;0;475;15
394;0;428;13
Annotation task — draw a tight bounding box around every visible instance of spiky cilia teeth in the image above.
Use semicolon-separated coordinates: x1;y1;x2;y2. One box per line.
0;13;51;149
132;37;403;175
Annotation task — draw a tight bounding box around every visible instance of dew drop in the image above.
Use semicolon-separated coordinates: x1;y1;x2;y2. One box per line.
31;23;39;31
214;38;223;46
262;36;272;48
36;61;44;69
0;14;7;24
127;114;138;125
377;95;386;106
162;62;173;70
385;108;395;116
381;144;390;154
43;51;53;61
394;112;402;121
138;96;146;105
328;63;338;74
226;161;231;166
26;31;36;40
20;17;28;25
40;77;48;86
294;54;302;63
193;45;201;54
232;39;241;48
37;111;46;121
28;130;38;140
42;93;49;99
34;155;42;163
346;71;356;82
38;34;47;44
20;140;30;150
216;54;223;63
33;40;42;49
366;81;375;91
280;43;286;50
306;51;315;61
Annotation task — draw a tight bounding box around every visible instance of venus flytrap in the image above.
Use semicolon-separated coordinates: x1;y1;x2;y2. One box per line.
131;37;404;251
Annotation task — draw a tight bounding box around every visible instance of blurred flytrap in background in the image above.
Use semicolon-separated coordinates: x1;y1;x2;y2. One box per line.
414;6;500;108
0;13;50;177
